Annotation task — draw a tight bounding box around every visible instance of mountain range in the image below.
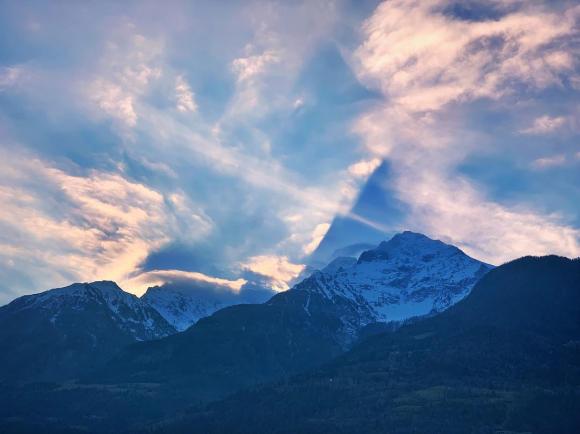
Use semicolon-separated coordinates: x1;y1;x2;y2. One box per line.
0;232;489;386
0;232;578;433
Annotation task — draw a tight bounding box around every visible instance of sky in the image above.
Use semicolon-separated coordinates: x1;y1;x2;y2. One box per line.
0;0;579;305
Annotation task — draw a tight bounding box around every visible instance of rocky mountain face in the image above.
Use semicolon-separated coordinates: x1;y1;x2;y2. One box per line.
0;281;176;382
174;256;580;434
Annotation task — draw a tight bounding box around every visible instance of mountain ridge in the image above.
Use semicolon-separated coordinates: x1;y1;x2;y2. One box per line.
90;231;492;394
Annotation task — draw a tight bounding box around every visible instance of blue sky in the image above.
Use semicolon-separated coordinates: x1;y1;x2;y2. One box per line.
0;0;579;304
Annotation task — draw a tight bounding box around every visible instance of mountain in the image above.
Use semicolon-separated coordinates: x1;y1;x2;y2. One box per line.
293;231;492;344
0;281;176;382
178;255;580;434
141;282;275;331
91;232;490;394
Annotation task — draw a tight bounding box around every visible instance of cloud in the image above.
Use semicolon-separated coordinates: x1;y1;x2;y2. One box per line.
0;65;24;90
88;79;138;127
126;269;246;295
0;1;358;302
0;149;212;300
241;255;305;292
531;154;567;169
520;115;567;135
232;50;280;82
355;1;579;113
351;0;580;264
175;75;197;113
83;28;163;130
303;222;331;255
348;158;382;178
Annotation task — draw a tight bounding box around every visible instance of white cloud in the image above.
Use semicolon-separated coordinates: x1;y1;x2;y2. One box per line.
293;97;305;110
531;154;567;169
88;79;138;127
303;222;331;255
84;28;163;130
126;269;246;296
232;50;280;82
175;75;197;113
241;255;304;291
520;115;567;135
348;158;382;178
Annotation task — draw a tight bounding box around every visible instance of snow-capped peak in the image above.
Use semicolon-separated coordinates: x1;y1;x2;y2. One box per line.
293;231;493;340
8;280;176;340
366;231;459;260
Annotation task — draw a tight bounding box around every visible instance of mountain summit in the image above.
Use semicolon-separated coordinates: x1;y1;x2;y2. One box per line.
287;231;492;343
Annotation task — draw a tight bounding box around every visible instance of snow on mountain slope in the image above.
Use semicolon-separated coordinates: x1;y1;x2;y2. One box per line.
141;283;275;331
12;280;176;340
141;286;231;331
292;231;493;337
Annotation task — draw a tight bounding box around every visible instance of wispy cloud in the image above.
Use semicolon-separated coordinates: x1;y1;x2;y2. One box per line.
127;269;246;295
241;255;305;292
531;154;567;169
0;65;25;90
175;75;197;113
303;223;331;255
395;169;580;264
83;26;163;132
520;115;567;135
348;158;382;178
232;50;280;83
